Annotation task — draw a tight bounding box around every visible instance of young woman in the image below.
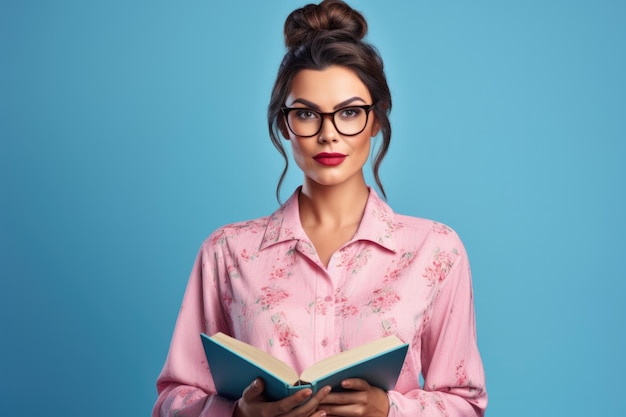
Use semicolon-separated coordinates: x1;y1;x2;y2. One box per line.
153;1;487;416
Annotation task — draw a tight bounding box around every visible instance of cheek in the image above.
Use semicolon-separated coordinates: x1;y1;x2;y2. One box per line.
289;140;310;167
353;136;372;158
289;139;301;155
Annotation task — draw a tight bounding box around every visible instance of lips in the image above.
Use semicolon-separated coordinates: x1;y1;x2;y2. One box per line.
313;152;347;166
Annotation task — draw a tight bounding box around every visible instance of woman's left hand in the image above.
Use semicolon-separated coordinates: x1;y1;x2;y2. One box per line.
317;379;389;417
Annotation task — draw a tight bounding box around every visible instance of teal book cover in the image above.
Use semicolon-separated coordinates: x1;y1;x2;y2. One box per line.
201;332;409;401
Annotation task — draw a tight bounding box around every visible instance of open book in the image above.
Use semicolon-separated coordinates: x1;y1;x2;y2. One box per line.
200;332;409;401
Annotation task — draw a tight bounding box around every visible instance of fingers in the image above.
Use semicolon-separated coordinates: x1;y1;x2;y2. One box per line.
340;378;370;391
318;380;390;417
272;388;314;415
319;379;371;406
239;380;332;417
282;386;331;417
241;378;265;402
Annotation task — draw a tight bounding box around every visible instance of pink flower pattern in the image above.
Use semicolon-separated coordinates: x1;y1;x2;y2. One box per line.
226;262;240;279
271;313;298;349
381;318;399;336
456;360;469;386
259;285;289;310
367;286;401;313
423;248;456;286
307;296;330;315
211;219;265;246
334;289;359;318
270;249;297;281
270;266;289;281
336;247;372;274
436;399;450;417
432;221;453;235
384;250;417;283
240;248;258;262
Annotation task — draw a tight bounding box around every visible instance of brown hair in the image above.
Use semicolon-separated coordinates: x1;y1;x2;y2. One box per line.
268;0;392;202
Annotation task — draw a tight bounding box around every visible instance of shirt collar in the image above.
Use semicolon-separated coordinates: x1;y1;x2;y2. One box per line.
260;187;398;253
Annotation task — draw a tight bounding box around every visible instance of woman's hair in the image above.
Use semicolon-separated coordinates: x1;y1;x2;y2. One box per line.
268;0;392;202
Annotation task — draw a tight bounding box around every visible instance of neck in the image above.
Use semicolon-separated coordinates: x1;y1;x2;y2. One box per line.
298;177;370;229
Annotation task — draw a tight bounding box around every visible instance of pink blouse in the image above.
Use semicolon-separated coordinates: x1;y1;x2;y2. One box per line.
153;188;487;416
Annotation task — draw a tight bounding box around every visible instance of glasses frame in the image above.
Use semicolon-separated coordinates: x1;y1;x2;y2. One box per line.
281;104;376;138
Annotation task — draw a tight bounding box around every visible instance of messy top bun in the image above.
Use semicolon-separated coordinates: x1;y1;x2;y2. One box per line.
268;0;392;202
284;0;367;49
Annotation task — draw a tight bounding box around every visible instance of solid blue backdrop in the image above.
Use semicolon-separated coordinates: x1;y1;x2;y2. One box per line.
1;1;624;416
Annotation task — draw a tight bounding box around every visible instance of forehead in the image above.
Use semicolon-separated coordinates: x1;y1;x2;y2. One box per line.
287;66;372;106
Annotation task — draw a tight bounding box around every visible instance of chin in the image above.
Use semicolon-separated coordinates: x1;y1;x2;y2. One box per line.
310;173;364;189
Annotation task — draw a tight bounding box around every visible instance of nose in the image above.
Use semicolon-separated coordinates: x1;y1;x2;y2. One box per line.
318;114;338;143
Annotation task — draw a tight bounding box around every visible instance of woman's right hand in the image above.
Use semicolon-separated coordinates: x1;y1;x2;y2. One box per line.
234;378;331;417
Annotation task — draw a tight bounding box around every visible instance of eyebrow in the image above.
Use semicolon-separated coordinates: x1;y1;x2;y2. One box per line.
288;96;368;110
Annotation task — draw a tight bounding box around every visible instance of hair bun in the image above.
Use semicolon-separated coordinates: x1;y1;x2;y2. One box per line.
284;0;368;49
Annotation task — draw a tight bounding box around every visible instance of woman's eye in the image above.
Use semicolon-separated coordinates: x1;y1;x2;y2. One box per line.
295;110;319;120
340;107;362;118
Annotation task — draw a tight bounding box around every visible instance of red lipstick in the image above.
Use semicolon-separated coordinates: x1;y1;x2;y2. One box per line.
313;152;347;166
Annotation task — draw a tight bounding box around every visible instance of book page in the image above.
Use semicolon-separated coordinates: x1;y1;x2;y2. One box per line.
212;333;300;385
299;335;404;383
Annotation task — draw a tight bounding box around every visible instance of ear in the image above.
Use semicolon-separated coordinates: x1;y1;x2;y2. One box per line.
370;118;381;138
279;117;291;140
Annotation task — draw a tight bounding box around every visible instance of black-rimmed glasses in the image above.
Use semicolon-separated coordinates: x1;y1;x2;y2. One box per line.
281;104;375;137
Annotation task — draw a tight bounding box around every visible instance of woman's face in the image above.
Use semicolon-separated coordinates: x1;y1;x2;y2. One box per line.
283;65;379;190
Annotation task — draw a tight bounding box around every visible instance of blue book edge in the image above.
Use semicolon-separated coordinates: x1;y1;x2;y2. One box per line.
201;333;408;401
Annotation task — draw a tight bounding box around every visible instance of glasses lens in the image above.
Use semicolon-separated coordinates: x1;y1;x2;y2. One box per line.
287;109;321;137
286;106;370;137
334;107;368;135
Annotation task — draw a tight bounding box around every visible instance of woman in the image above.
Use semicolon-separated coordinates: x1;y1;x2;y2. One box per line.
153;1;487;416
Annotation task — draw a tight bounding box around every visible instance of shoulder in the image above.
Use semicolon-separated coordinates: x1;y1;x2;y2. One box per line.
391;214;472;289
365;190;467;255
200;216;271;253
392;212;467;255
197;190;300;256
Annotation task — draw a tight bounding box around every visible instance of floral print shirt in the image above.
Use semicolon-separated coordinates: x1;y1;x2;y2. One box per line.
153;188;487;416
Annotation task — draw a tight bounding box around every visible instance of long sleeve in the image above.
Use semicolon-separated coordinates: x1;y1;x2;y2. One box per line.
152;247;236;417
387;249;487;416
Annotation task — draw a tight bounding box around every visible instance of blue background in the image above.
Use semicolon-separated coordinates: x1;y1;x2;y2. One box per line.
1;1;624;416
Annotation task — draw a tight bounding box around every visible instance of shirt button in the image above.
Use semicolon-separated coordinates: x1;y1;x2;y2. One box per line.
324;295;333;302
321;337;329;347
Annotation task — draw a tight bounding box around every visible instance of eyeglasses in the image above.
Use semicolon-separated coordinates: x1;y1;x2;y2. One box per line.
281;104;375;137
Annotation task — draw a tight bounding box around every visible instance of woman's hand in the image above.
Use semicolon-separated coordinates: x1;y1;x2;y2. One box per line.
317;379;389;417
234;378;332;417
